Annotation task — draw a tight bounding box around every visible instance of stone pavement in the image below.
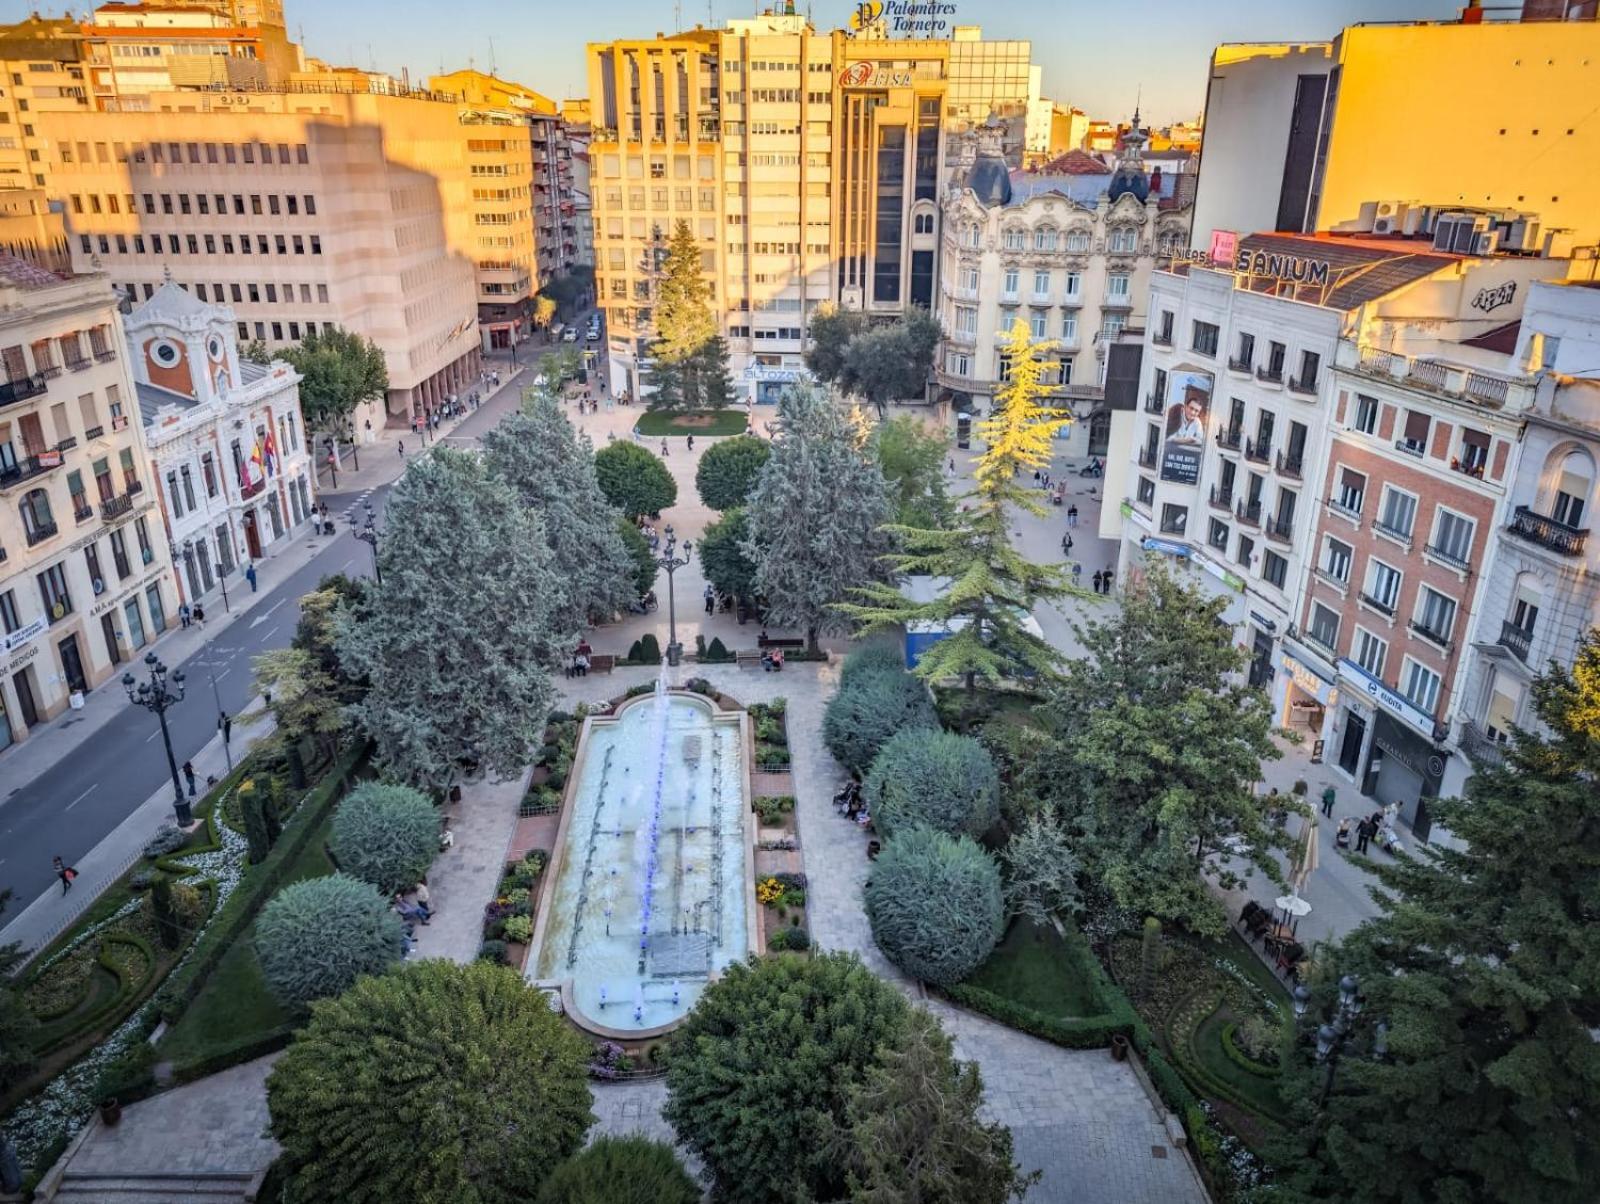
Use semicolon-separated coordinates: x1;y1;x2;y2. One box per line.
409;769;526;964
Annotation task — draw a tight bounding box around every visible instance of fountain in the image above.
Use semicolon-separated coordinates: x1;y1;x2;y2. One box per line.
527;667;758;1034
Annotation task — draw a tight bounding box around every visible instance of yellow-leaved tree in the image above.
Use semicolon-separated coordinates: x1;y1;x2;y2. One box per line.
838;320;1075;691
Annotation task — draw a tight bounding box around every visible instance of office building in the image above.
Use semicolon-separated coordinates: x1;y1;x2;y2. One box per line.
83;2;302;106
129;278;315;611
1192;8;1600;252
0;17;92;191
0;257;176;750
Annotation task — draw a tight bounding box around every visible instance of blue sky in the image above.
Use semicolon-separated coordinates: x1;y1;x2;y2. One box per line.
12;0;1462;122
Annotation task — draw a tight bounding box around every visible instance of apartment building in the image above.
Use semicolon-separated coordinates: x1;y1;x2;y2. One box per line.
83;2;301;106
1192;7;1600;250
0;189;71;273
937;119;1191;457
0;17;92;191
586;11;1040;401
39;89;486;423
129;279;314;611
0;258;176;751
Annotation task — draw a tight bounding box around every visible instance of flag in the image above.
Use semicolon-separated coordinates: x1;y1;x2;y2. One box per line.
247;440;265;487
262;430;278;475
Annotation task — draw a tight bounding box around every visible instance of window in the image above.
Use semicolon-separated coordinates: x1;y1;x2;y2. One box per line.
1262;549;1288;588
1065;230;1090;252
1060;315;1078;342
958;266;978;292
1160;503;1188;535
1033;227;1056;251
37;562;72;619
1062;271;1081;300
1353;628;1386;677
0;589;19;635
1365;560;1402;613
1309;603;1341;651
1415;586;1457;643
1033;269;1050;297
1002;268;1019;298
913;212;934;234
1430;509;1475;566
1401;658;1442;715
1398;409;1430;455
946;352;970;376
1353;394;1379;434
1108;227;1137;254
1295;350;1320;389
1323;537;1352;582
1236;533;1255;569
1335;468;1366;516
1208;519;1229;550
1002;227;1024;251
19;487;54;542
1455;427;1490;476
954;307;977;337
1136;476;1155;507
1552;455;1589;527
1377;487;1417;541
1234;331;1255;367
1191;321;1219;356
1106;273;1130;299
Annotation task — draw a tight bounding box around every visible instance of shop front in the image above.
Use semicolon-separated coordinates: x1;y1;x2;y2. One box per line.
743;362;811;407
1275;647;1339;759
1335;657;1450;842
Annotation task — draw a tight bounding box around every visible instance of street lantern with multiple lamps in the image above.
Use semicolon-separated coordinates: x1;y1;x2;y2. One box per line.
350;500;382;584
123;651;191;826
1293;974;1389;1109
173;537;229;614
653;523;693;667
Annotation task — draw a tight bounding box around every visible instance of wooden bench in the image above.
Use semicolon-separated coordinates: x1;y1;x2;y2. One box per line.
736;650;764;670
588;654;616;674
757;636;805;651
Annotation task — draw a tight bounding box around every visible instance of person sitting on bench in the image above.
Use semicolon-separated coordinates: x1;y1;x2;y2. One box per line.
761;647;784;672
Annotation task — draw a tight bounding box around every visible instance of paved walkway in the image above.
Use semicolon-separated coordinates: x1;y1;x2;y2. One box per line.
410;770;525;964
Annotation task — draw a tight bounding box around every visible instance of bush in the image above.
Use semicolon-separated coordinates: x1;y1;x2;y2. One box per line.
822;668;938;775
618;516;658;599
267;961;594;1204
478;939;509;965
864;728;1000;840
753;795;795;825
143;824;187;859
767;926;811;952
695;434;771;511
537;1136;700;1204
329;781;438;894
840;643;907;687
255;873;403;1007
705;637;731;662
685;676;715;696
129;869;156;892
594;441;677;518
501;915;533;944
638;633;662;664
865;828;1004;988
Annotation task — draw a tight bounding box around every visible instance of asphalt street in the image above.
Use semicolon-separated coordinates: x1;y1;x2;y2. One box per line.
0;348;547;904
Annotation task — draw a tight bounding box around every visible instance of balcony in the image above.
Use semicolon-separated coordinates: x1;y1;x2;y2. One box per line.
111;414;128;432
1209;485;1234;511
1143;391;1162;415
65;357;90;374
1506;505;1589;557
93;349;116;364
1264;515;1294;544
0;452;63;491
1256;365;1284;386
1288;374;1318;396
0;373;47;408
1152;330;1173;348
1216;426;1242;452
1423;540;1472;574
1345;343;1530;409
1137;445;1159;469
85;425;104;440
1371;518;1413;549
1061;293;1083;308
73;502;93;523
1227;355;1253;374
100;492;133;521
1302;625;1339;661
1101;295;1134;311
1275;450;1303;480
1244;437;1271;464
1313;565;1349;591
1457;717;1504;767
1498;619;1532;664
1409;620;1454;653
1393;438;1426;459
1359;591;1396;617
1235;499;1262;527
24;519;59;546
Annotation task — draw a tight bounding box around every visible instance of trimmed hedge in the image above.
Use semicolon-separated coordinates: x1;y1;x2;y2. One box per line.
154;741;370;1026
169;1024;297;1085
1221;1021;1282;1079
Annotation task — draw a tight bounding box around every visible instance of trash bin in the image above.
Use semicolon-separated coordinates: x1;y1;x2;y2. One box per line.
69;691;85;710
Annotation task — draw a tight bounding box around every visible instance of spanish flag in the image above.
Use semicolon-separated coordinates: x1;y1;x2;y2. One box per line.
262;430;278;475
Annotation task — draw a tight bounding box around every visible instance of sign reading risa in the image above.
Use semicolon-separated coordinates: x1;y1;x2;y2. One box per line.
838;61;915;88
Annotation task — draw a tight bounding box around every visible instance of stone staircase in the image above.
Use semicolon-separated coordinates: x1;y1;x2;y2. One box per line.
49;1170;261;1202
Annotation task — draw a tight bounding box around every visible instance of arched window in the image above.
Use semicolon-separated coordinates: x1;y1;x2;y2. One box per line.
1064;228;1091;253
1002;226;1026;252
962;223;980;248
1034;225;1058;252
20;487;55;544
1108;226;1139;254
1546;446;1594;528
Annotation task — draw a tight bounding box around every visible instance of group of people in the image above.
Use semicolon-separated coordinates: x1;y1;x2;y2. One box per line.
1336;805;1403;855
392;879;433;957
1088;569;1115;595
177;602;207;629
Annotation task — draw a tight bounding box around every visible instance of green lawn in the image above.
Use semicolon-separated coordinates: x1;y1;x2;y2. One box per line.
963;920;1104;1019
157;819;337;1069
635;409;750;437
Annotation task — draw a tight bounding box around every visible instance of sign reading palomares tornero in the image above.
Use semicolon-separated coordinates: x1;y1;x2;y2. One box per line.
851;0;958;36
1233;248;1331;287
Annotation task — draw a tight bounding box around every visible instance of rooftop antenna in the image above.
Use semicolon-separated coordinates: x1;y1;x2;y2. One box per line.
675;0;682;30
488;37;497;77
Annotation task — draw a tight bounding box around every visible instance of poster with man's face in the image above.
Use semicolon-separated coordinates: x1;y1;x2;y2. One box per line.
1160;370;1213;485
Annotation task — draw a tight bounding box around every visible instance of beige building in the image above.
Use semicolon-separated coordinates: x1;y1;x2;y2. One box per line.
39;88;488;423
83;2;302;107
938;121;1192;454
0;17;92;191
0;257;177;752
0;189;71;273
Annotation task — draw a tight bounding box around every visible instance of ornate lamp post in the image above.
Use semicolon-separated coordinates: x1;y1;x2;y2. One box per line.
123;651;191;826
350;500;382;584
653;523;693;667
1293;974;1389;1109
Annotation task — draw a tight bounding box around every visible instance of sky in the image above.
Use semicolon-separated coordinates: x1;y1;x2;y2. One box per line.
10;0;1464;123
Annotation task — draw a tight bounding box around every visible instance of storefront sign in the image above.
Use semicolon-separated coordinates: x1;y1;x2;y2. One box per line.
1140;537;1191;559
1233;249;1330;287
1336;657;1435;739
1193;553;1244;593
1280;653;1336;705
741;365;808;383
1248;610;1277;634
2;615;47;655
7;641;40;673
1208;230;1238;267
1124;504;1151;532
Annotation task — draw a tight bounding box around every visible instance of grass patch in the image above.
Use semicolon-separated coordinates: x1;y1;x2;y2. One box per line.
635;409;749;437
963;920;1104;1020
157;814;336;1070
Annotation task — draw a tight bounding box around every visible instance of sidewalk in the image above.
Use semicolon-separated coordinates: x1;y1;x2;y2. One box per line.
409;770;526;964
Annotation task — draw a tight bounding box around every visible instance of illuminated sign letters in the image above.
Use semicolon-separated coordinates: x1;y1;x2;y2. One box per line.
1234;249;1331;287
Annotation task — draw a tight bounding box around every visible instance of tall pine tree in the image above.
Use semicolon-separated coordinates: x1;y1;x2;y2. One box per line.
839;320;1071;690
1276;631;1600;1204
743;382;891;654
647;219;719;412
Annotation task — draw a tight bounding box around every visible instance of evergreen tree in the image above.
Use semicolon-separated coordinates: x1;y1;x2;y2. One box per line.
617;516;659;600
698;508;759;605
743;382;892;654
876;414;954;529
1276;631;1600;1204
336;449;565;789
839;321;1071;690
647;219;717;411
804;302;868;387
1026;564;1287;936
843;307;941;416
481;397;637;627
693;333;737;411
593;442;677;520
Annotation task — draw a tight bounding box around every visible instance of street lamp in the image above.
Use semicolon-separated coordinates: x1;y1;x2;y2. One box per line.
123;651;191;826
1293;974;1387;1110
351;500;382;584
653;523;693;667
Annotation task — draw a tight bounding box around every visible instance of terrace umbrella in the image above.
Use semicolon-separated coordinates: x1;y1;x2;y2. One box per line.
1275;815;1320;935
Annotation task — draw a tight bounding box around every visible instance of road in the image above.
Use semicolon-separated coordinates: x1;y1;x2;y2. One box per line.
0;343;560;904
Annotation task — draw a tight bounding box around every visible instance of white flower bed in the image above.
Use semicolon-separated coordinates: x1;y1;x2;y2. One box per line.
1;824;250;1174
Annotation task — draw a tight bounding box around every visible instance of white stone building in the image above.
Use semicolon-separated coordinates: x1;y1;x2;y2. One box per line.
127;280;315;608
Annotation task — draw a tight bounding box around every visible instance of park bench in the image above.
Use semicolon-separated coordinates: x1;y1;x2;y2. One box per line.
588;654;616;674
736;650;764;670
757;635;805;651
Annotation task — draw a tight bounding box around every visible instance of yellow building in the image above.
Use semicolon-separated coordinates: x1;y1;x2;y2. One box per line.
0;17;91;191
431;69;557;115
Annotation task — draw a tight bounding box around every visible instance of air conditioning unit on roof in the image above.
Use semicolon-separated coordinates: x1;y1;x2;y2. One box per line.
1371;201;1411;236
1472;229;1500;256
1433;212;1491;254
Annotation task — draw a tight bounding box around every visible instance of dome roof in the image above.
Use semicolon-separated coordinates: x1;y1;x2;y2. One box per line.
966;154;1013;207
1106;162;1150;204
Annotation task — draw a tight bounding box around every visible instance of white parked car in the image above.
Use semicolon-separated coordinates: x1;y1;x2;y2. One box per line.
561;328;579;343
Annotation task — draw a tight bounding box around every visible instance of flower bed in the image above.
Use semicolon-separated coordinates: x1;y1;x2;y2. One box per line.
481;850;547;966
748;699;791;773
521;711;583;817
756;872;810;954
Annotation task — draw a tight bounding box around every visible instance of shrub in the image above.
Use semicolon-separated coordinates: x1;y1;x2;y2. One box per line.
840;643;907;687
129;869;156;892
637;633;662;664
267;960;594;1204
478;939;509;965
695;434;771;511
822;669;937;775
537;1136;700;1204
865;828;1004;988
329;781;437;893
767;926;811;952
501;915;533;944
255;873;403;1007
864;728;1000;840
705;637;731;662
143;824;186;859
594;441;677;518
685;676;715;696
150;877;183;950
753;795;794;825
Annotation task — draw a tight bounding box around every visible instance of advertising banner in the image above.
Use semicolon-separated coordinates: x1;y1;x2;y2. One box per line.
1159;369;1213;485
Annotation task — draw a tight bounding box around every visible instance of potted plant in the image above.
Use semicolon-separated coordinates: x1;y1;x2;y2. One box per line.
99;1096;122;1125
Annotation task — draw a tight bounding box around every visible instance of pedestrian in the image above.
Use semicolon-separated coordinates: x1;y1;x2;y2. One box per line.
219;710;232;745
178;602;191;628
1355;816;1373;854
193;603;206;629
687;434;695;451
1033;469;1041;483
661;439;670;457
948;458;955;473
1068;503;1079;527
182;760;197;797
1102;569;1113;594
1320;785;1336;817
398;440;405;459
1071;561;1082;586
245;562;258;593
53;856;77;894
413;878;433;918
704;584;715;615
1092;570;1103;593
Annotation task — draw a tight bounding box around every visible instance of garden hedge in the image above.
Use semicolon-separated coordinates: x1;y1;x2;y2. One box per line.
863;727;1000;840
155;741;370;1026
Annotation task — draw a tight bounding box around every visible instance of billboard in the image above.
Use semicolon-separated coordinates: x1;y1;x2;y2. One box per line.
1159;370;1213;485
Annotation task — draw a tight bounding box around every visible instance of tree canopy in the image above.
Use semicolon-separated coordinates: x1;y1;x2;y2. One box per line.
336;448;565;788
616;515;658;599
329;781;438;894
698;507;759;603
267;960;594;1204
875;415;953;529
863;727;1000;840
276;325;388;440
647;219;732;411
865;826;1005;987
594;441;678;519
1275;630;1600;1204
744;382;891;652
536;1137;700;1204
254;872;402;1007
695;434;771;511
805;305;940;416
804;303;868;386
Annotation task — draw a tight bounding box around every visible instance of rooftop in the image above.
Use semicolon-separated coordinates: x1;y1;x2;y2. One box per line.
135;380;198;426
0;254;70;291
1227;232;1460;311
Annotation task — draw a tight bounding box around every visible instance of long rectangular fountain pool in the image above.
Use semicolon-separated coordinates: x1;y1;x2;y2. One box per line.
527;684;757;1033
